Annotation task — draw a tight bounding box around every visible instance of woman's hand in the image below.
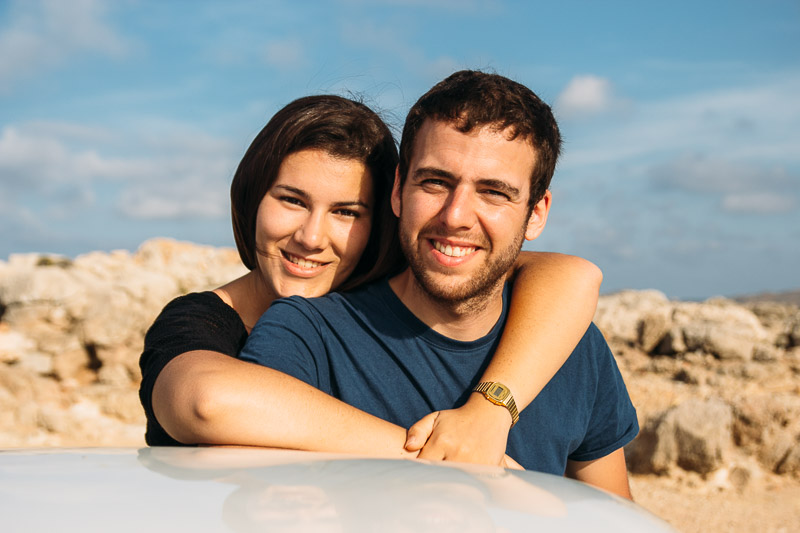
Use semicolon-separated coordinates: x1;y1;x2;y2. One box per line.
404;394;514;466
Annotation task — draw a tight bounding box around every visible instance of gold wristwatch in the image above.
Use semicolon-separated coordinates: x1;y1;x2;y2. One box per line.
472;381;519;427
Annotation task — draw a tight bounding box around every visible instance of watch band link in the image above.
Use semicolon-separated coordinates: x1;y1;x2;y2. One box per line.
473;381;520;427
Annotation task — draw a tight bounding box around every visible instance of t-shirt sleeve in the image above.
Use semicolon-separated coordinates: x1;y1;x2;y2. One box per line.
238;297;328;391
138;292;247;445
568;325;639;462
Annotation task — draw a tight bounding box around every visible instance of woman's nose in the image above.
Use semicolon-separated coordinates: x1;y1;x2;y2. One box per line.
294;211;328;250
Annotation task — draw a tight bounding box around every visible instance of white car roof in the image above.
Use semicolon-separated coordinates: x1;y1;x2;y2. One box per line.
0;447;672;532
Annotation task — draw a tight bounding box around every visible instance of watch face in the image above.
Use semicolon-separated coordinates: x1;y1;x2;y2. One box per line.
487;383;509;401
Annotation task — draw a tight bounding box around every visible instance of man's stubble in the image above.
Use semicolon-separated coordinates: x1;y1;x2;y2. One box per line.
397;215;526;315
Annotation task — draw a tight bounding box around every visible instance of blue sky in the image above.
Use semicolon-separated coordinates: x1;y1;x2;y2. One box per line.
1;0;798;299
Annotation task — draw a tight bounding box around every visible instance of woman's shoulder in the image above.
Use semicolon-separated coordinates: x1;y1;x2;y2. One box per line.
149;291;245;338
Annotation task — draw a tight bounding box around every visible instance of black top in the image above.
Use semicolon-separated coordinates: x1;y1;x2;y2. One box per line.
138;291;248;445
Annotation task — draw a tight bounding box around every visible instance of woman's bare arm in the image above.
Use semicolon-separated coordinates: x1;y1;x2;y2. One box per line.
152;350;415;458
409;252;602;464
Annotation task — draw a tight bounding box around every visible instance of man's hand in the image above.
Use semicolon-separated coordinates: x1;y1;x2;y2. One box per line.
404;393;514;466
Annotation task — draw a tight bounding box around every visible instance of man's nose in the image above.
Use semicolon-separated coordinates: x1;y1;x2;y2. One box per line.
294;210;328;250
439;186;477;229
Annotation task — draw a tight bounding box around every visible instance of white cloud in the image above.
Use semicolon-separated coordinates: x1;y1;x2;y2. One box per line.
722;192;796;214
264;38;306;70
0;121;235;221
556;75;615;118
0;0;129;91
118;177;228;219
648;153;798;214
560;73;800;170
650;153;794;194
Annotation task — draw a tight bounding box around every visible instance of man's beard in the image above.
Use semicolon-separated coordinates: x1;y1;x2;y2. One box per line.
398;220;525;310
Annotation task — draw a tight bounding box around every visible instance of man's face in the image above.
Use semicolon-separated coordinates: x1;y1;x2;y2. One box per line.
392;119;551;305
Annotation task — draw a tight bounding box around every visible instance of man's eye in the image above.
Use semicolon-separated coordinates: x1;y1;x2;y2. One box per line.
421;179;447;188
484;189;510;200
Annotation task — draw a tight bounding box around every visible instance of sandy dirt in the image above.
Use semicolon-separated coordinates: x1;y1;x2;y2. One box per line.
631;474;800;532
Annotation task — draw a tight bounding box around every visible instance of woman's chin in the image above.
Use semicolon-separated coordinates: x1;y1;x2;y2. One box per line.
273;278;336;300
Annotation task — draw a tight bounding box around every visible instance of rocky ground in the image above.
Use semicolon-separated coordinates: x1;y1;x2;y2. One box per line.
1;238;799;532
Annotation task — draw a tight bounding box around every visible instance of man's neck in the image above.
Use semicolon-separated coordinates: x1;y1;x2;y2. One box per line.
387;269;505;342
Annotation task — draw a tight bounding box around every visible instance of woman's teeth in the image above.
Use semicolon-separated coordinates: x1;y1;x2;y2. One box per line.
286;253;322;268
433;241;475;257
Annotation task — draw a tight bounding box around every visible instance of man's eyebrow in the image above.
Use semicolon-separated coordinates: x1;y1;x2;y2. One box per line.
273;184;370;209
476;179;521;200
413;168;522;200
413;167;456;181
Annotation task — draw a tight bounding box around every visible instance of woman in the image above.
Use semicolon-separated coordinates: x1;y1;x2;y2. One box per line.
139;95;601;464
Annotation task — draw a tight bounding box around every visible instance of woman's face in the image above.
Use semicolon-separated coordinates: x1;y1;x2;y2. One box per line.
254;149;374;300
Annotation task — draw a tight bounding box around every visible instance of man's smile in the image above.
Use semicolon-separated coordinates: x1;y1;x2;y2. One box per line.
431;240;477;258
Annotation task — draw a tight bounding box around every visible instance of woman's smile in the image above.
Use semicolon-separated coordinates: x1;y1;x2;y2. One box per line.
253;149;374;300
281;250;329;276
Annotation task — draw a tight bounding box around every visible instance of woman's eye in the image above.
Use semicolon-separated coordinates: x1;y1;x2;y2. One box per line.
280;196;305;207
334;208;360;218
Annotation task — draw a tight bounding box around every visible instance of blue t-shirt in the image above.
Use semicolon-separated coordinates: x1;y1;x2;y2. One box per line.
239;279;638;474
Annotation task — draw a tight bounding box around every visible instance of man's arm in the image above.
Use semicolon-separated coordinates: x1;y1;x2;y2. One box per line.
565;448;632;500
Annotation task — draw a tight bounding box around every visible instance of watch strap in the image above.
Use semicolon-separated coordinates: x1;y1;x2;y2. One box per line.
473;381;520;427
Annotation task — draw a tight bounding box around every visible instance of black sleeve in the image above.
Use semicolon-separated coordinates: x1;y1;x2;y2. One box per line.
138;292;248;446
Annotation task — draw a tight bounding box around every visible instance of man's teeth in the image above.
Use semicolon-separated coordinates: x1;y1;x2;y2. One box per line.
286;254;322;268
433;241;475;257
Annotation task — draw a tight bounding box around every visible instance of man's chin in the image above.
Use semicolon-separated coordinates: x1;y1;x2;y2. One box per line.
412;271;500;305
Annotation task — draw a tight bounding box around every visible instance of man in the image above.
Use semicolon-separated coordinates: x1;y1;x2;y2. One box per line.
240;70;638;498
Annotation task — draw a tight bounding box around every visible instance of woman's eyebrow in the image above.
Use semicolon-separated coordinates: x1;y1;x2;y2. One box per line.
274;184;370;209
273;184;309;199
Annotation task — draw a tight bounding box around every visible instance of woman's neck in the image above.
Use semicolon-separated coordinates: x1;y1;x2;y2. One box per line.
214;270;275;333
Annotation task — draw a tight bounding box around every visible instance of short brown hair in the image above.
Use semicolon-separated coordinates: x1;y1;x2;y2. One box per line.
398;70;562;208
230;95;404;289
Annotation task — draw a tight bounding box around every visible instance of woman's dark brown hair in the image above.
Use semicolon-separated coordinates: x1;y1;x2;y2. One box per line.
230;95;403;290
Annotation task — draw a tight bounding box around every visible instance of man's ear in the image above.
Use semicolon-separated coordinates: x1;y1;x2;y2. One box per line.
525;190;552;241
391;166;402;218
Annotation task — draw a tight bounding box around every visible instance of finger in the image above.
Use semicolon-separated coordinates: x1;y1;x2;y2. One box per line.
405;411;438;451
416;438;447;462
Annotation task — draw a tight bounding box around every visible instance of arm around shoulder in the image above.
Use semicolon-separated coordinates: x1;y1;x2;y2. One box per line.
410;252;603;465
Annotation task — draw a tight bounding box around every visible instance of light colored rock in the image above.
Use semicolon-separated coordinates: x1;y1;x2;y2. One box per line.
673;301;768;360
673;399;733;473
753;343;781;362
626;398;733;475
0;328;35;363
639;308;672;353
17;351;54;375
595;290;671;345
776;437;800;476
